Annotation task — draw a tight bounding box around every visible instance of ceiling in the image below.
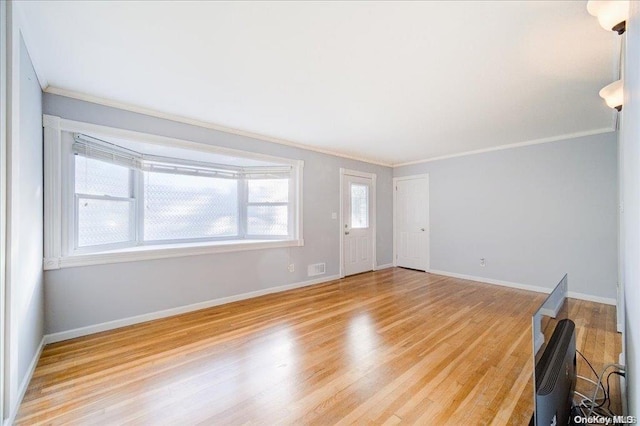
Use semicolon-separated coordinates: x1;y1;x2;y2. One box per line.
18;1;618;166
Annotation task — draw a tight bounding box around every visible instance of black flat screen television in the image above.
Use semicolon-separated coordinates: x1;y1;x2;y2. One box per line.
531;274;576;426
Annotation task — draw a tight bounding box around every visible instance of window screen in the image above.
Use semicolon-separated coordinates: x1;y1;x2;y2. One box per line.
143;172;239;241
69;133;298;253
247;178;289;236
74;156;135;248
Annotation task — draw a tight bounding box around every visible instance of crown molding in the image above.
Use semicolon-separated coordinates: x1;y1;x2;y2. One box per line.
392;127;616;167
43;86;393;167
44;87;616;169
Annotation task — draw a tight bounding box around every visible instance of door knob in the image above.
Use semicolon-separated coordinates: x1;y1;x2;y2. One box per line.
421;228;425;231
345;231;350;235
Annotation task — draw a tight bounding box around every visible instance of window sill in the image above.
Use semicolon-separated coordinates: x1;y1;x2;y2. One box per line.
43;238;304;270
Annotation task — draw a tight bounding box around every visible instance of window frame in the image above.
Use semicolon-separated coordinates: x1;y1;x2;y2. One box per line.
71;156;138;253
244;177;293;239
44;115;304;270
73;193;138;252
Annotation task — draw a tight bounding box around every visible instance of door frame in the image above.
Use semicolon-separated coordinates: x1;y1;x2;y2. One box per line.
393;174;430;270
0;0;7;421
339;168;377;278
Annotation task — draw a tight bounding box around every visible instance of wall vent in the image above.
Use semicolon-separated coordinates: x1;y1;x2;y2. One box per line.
307;263;326;277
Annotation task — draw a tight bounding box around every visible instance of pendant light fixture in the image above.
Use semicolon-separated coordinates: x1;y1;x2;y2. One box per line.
599;79;623;111
587;1;628;111
587;0;629;34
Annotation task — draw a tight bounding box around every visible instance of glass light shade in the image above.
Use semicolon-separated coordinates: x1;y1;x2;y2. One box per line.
599;79;623;110
587;0;629;32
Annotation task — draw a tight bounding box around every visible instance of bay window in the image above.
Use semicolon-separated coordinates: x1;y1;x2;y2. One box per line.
43;115;303;269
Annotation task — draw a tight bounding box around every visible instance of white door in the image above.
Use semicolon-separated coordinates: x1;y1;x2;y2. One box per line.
343;174;374;276
395;176;429;271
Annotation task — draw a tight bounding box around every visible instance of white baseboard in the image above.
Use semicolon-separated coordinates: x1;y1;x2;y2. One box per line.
427;269;552;294
374;263;394;270
427;269;617;306
567;291;616;306
6;336;46;426
44;274;341;344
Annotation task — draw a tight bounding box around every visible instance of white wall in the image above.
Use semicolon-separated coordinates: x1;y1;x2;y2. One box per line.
394;132;618;300
4;5;45;422
15;34;43;393
621;0;640;416
42;93;394;336
42;92;620;337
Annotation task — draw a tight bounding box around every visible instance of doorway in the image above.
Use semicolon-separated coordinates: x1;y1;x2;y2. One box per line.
340;169;376;277
393;174;429;271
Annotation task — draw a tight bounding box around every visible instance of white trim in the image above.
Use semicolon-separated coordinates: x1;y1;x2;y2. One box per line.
393;128;615;167
43;115;305;270
374;263;394;270
43;90;616;170
393;174;430;271
392;173;431;181
5;2;22;415
46;115;304;168
5;337;45;426
428;269;553;294
567;291;617;306
339;168;377;278
43;116;62;270
392;180;396;268
44;87;392;167
47;239;304;270
339;169;345;278
0;1;7;421
372;174;377;271
295;160;304;243
427;269;618;305
44;274;341;344
340;168;378;179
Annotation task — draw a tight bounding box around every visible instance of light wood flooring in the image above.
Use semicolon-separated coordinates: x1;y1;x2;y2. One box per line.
16;268;621;425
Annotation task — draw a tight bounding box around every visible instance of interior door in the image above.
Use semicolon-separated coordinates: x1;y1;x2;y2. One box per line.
395;176;429;271
343;174;373;276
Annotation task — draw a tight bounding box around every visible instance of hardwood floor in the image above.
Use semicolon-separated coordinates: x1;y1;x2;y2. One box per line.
16;268;621;425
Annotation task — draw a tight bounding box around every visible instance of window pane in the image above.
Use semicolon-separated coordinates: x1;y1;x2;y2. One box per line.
248;179;289;203
77;198;133;247
144;172;238;240
350;184;369;229
247;205;288;235
75;156;130;197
